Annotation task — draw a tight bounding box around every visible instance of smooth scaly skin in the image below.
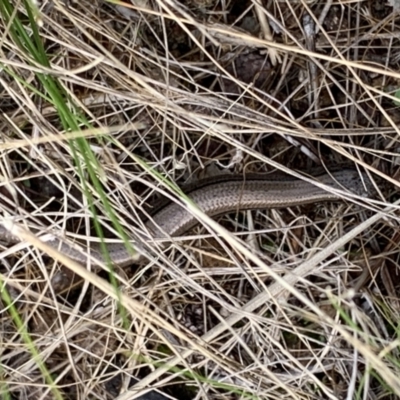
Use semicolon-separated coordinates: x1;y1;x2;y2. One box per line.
0;169;375;267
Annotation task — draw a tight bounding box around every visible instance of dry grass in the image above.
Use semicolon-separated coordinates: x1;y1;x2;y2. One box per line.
1;0;400;399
